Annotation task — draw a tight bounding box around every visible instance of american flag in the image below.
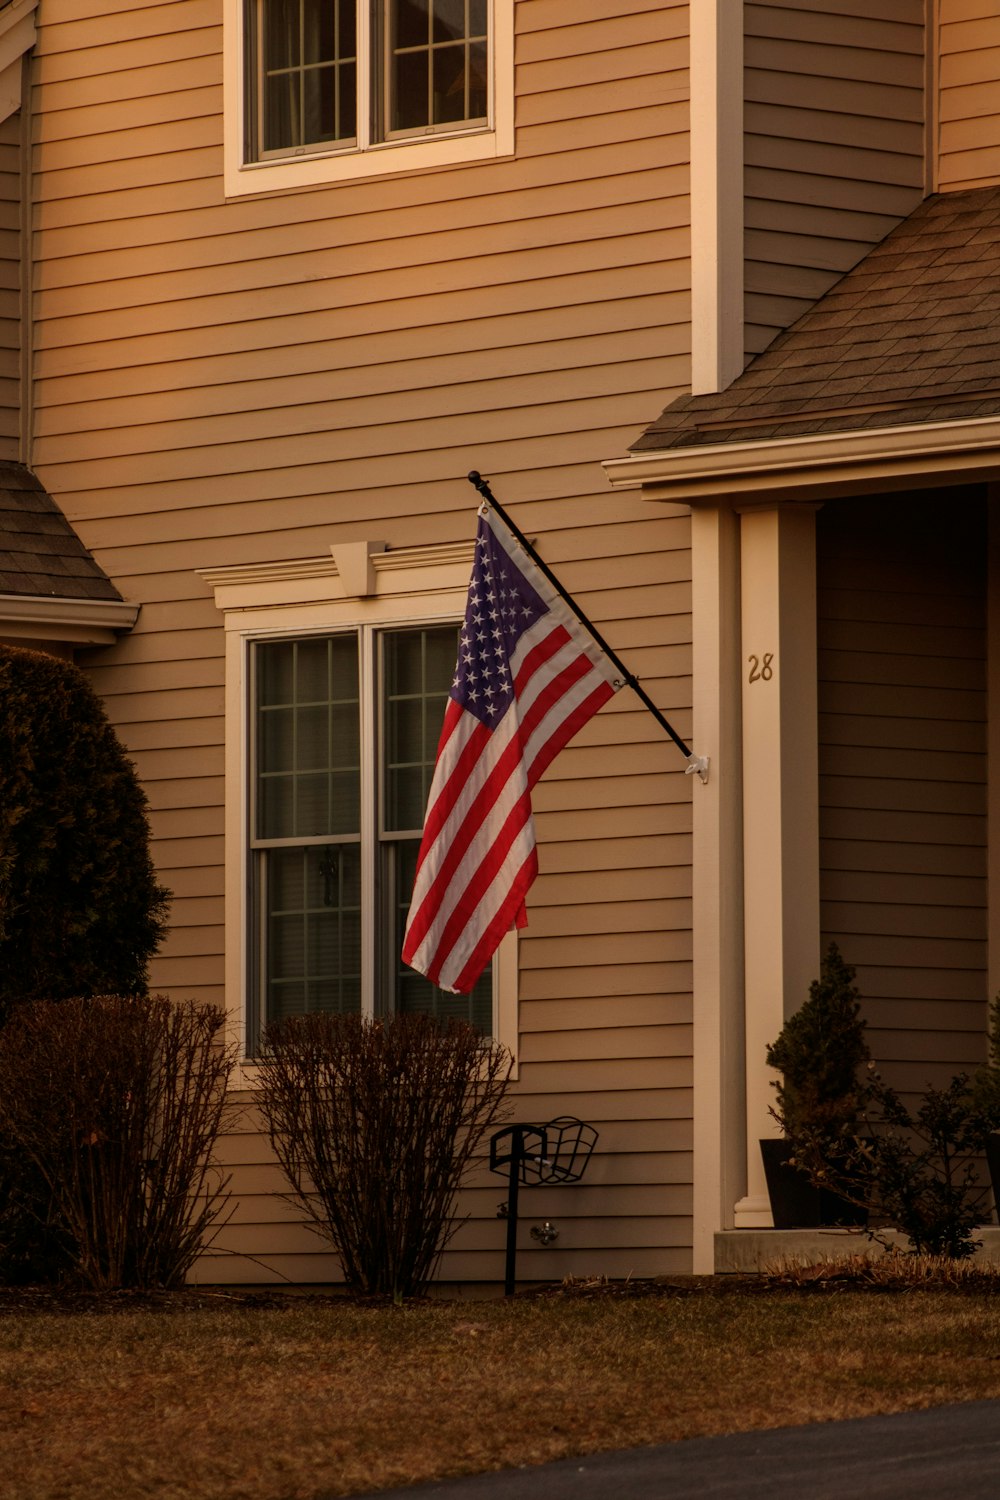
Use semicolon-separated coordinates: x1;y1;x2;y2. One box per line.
402;503;622;995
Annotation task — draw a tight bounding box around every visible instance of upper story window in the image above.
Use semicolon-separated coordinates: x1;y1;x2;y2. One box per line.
225;0;513;195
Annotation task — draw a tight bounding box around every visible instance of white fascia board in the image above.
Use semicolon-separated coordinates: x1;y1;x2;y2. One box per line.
603;414;1000;502
0;593;139;645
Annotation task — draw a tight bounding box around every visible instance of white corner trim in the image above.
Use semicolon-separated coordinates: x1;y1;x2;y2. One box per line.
603;413;1000;501
0;592;139;645
689;0;744;397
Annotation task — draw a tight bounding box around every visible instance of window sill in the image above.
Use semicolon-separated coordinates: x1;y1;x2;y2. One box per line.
224;123;512;198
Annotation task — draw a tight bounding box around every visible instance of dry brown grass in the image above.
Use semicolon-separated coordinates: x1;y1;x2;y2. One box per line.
6;1280;1000;1500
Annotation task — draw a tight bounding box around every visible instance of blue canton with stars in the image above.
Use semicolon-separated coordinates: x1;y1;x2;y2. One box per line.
451;513;549;728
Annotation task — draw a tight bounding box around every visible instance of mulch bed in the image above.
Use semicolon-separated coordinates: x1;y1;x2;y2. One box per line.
4;1264;1000;1315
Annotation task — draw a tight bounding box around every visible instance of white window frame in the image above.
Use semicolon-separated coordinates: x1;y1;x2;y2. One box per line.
223;0;515;198
199;538;519;1082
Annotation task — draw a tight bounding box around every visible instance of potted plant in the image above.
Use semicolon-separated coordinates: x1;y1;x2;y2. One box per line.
763;943;870;1228
971;992;1000;1218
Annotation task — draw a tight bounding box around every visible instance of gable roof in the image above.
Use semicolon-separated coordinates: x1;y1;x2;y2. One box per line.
633;185;1000;456
0;463;121;602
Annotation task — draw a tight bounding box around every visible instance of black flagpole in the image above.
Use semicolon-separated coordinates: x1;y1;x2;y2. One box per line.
467;471;708;782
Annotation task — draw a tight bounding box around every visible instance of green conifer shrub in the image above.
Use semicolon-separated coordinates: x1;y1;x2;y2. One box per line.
0;644;169;1020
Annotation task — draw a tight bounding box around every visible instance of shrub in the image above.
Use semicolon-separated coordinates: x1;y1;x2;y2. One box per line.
766;943;871;1152
256;1012;512;1301
850;1067;1000;1260
0;644;170;1021
0;995;236;1289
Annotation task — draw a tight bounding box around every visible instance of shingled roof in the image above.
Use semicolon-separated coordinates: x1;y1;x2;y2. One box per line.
0;463;121;602
634;185;1000;455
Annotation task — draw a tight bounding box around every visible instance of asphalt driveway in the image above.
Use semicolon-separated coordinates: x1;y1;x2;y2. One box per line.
342;1400;1000;1499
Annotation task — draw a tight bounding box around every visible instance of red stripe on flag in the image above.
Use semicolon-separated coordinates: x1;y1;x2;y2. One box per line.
452;846;539;994
402;720;527;959
404;626;584;957
410;701;491;880
526;677;616;789
419;790;534;988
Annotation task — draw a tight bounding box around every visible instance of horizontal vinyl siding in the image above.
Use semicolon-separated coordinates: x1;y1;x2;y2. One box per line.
0;111;19;461
744;0;925;359
937;1;1000;190
31;0;694;1284
817;489;988;1095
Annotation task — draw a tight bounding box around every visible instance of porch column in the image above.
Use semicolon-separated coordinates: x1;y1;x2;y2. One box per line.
691;501;745;1272
734;503;821;1227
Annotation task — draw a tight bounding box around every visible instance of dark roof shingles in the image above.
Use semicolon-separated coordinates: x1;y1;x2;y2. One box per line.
0;463;120;601
633;185;1000;453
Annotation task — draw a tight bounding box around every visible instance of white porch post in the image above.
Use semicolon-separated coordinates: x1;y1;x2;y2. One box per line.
734;503;821;1227
691;502;746;1271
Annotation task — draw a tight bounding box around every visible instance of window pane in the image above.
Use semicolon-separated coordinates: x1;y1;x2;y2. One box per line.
394;0;430;49
433;43;468;124
259;706;294;775
383;626;458;833
386;0;487;134
339;61;357;139
258;0;357;153
263;72;300;155
425;628;458;693
433;0;465;43
296;635;332;701
468;37;487;119
388;838;492;1033
393;50;429;131
265;0;301;69
265;845;362;1021
255;637;360;840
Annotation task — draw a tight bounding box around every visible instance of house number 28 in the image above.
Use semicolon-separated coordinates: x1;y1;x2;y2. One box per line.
747;652;774;683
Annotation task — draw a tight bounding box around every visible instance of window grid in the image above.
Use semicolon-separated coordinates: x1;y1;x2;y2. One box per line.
250;625;493;1039
257;0;358;155
386;0;488;136
247;0;490;162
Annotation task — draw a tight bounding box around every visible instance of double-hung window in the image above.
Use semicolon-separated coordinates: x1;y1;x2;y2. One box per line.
226;0;514;193
249;621;493;1044
201;541;517;1068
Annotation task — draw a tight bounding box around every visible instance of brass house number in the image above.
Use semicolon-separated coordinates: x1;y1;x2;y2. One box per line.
747;652;774;683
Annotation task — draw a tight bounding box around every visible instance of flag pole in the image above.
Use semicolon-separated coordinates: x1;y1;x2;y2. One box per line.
466;471;709;783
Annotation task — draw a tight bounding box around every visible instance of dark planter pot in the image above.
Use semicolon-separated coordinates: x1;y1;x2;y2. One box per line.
986;1133;1000;1217
760;1138;867;1230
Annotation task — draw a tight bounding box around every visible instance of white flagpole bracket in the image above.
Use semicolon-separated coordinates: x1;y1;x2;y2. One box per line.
685;754;710;784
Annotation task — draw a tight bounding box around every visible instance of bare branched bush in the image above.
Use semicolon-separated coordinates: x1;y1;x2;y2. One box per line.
256;1012;512;1301
0;995;237;1290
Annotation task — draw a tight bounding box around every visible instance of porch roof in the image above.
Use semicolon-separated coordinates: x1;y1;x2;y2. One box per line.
0;463;121;602
633;185;1000;456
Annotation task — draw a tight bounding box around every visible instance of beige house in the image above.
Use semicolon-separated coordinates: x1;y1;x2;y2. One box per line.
1;0;998;1281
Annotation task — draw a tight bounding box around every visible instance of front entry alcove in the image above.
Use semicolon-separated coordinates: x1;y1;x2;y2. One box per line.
714;483;998;1271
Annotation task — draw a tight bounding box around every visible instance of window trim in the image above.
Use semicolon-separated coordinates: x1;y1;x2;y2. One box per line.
199;539;519;1081
223;0;515;198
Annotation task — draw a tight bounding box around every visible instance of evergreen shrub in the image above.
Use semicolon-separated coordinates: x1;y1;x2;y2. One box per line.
0;643;170;1021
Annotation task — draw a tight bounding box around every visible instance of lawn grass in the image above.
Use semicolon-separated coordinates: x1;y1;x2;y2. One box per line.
6;1282;1000;1500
